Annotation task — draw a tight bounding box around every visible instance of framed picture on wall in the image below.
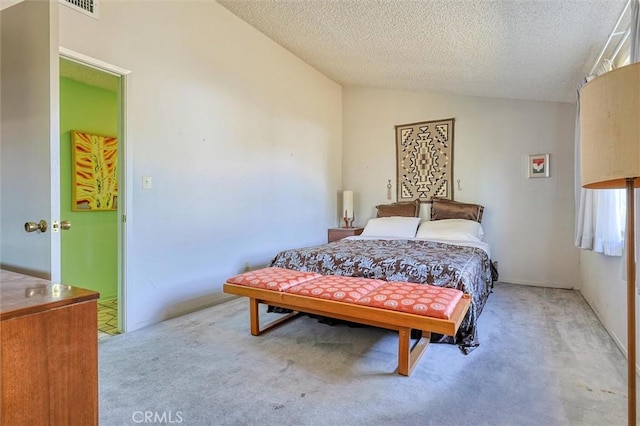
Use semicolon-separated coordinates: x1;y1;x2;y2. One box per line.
71;130;118;211
528;153;550;178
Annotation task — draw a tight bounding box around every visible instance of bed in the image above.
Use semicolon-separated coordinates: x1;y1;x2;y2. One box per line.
269;198;497;354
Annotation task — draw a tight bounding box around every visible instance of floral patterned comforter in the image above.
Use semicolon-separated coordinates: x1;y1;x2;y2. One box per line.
269;238;493;353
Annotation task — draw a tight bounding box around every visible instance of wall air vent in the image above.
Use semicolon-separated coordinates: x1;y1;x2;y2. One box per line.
60;0;98;19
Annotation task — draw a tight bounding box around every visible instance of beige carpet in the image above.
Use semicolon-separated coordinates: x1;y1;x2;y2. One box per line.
98;282;631;425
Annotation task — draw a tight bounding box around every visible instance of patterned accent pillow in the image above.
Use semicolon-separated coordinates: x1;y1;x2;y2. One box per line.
430;198;484;223
226;267;321;291
284;275;386;303
376;199;421;218
357;282;463;320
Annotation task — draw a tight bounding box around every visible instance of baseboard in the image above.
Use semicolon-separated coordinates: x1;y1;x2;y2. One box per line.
165;293;238;319
98;292;117;301
497;279;576;290
578;291;640;378
127;293;237;332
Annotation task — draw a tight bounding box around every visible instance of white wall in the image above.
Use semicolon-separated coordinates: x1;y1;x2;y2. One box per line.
580;249;638;364
59;1;342;331
343;87;578;288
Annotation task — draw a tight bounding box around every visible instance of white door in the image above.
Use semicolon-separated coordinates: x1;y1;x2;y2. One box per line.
0;0;61;280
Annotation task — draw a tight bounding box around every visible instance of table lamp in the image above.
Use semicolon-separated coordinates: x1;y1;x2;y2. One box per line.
343;190;354;228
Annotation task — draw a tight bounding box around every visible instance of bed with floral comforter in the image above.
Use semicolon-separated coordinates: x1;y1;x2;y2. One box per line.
270;237;494;353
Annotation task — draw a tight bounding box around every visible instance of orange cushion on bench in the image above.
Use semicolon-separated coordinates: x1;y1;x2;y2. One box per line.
357;282;463;320
226;267;321;291
285;275;386;303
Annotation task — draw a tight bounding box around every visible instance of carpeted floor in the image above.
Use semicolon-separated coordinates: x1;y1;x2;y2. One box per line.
99;282;633;425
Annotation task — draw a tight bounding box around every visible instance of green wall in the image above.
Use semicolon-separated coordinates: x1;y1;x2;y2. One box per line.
60;76;118;300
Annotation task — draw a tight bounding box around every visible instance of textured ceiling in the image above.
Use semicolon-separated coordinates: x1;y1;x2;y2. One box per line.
217;0;630;103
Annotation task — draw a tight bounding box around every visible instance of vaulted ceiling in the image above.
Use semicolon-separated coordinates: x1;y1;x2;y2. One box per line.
217;0;630;103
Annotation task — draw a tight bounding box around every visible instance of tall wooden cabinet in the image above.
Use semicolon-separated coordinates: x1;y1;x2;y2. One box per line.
0;269;99;425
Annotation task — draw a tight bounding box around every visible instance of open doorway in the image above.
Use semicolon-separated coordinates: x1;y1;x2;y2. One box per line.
59;54;126;339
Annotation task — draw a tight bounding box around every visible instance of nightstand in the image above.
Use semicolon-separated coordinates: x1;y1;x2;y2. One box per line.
328;227;364;243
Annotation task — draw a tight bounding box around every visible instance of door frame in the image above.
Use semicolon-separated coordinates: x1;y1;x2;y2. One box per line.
59;47;131;332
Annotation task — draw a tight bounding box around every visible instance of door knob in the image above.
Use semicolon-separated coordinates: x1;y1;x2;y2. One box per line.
52;220;71;232
24;220;48;233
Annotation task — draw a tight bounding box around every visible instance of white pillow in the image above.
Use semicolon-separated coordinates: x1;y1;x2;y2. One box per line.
361;217;421;238
418;202;432;221
415;219;484;242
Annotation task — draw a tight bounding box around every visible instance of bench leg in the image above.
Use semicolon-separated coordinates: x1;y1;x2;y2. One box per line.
249;298;301;336
398;328;431;376
249;298;260;336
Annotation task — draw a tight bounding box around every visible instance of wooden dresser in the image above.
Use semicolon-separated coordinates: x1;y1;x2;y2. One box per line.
0;269;99;425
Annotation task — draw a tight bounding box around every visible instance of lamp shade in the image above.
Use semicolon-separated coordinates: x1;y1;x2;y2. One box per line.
343;190;353;218
580;61;640;189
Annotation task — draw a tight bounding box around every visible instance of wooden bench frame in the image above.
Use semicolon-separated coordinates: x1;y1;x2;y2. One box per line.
223;282;471;376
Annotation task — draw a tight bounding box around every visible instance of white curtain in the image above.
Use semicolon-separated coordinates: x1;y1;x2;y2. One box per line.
575;190;626;256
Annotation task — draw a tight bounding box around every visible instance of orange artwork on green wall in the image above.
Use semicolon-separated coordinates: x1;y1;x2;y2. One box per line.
71;130;118;211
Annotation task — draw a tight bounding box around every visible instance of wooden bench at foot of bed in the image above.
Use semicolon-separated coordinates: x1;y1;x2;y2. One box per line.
223;267;471;376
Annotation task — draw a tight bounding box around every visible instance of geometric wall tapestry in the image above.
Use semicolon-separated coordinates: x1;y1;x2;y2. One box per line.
395;118;454;201
71;130;118;211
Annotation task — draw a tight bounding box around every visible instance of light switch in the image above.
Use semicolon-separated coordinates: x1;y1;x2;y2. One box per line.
142;176;152;189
